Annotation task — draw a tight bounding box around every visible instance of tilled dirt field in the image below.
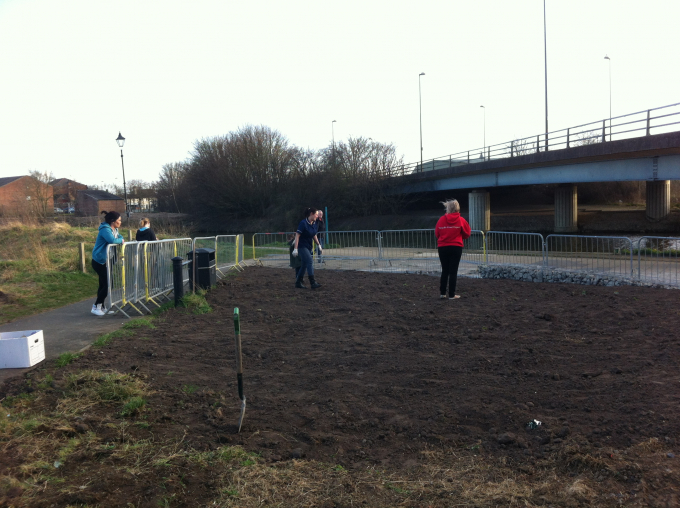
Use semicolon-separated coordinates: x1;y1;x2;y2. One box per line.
1;267;679;507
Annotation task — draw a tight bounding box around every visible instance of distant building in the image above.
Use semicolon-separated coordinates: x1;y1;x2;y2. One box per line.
50;178;88;209
0;175;53;217
76;189;125;217
128;186;158;213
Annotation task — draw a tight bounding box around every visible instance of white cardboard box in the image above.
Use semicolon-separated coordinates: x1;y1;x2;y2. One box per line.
0;330;45;369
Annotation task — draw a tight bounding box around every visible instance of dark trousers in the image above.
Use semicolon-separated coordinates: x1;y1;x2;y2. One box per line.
296;247;314;280
438;246;463;297
92;260;108;306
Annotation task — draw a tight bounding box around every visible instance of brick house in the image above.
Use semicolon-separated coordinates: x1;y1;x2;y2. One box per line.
50;178;88;209
0;175;54;217
76;189;125;217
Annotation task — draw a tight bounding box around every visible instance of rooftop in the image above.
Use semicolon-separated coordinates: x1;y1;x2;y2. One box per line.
78;189;123;201
0;176;24;188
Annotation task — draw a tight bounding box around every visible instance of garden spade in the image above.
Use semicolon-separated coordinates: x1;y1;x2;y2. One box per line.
233;307;246;432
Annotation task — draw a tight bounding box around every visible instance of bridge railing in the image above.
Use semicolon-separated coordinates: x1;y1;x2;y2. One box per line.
396;101;680;175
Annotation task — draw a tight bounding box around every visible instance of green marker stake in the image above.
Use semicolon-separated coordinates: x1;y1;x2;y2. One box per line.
234;307;246;432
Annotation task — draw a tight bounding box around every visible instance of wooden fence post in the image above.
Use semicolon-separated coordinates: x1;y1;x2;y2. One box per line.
79;243;86;273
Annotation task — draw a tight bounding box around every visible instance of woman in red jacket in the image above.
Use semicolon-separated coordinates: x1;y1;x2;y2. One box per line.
435;199;471;299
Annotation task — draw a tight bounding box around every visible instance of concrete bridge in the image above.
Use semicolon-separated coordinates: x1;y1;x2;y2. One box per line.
396;104;680;232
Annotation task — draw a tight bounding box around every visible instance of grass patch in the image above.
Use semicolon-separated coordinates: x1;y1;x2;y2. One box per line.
153;300;175;316
93;328;134;347
0;222;100;324
121;396;147;417
55;352;80;367
57;370;151;416
181;384;199;395
180;291;212;314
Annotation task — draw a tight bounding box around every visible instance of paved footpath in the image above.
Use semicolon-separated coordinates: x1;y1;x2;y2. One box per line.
0;298;134;386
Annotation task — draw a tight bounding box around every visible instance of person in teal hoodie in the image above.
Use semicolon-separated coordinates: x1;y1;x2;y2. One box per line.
91;210;124;316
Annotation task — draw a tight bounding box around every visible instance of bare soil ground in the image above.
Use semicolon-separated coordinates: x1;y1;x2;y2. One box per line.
1;267;679;507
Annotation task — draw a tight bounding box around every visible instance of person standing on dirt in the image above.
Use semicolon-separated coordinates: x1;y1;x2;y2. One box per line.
316;209;325;264
292;207;322;289
91;210;124;316
435;199;471;300
135;217;157;242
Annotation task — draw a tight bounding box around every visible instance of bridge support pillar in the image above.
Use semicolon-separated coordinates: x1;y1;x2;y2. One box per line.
468;190;490;231
554;184;578;233
646;180;670;221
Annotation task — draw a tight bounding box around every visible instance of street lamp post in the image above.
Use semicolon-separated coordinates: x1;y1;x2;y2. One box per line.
604;55;611;142
543;0;548;151
480;105;486;160
115;132;130;224
419;72;425;171
331;120;337;151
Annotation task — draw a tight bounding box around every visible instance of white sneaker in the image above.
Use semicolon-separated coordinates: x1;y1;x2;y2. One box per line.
91;304;106;317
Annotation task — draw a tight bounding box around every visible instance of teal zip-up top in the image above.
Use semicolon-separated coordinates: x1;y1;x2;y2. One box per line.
92;222;123;264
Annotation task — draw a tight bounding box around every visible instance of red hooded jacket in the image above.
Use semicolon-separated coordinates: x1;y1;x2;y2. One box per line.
435;213;471;247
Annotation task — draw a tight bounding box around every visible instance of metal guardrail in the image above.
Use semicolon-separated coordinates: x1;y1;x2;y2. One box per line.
252;232;295;266
485;231;545;267
106;242;144;319
251;229;680;288
141;238;193;307
103;230;680;319
545;235;634;278
253;229;485;276
636;236;680;287
396;102;680;174
216;234;244;275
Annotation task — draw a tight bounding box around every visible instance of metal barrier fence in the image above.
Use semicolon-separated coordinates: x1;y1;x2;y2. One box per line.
107;239;194;318
545;235;634;278
106;242;143;318
252;232;295;266
216;234;243;274
141;238;193;308
637;236;680;287
103;231;680;319
253;229;484;276
485;231;545;267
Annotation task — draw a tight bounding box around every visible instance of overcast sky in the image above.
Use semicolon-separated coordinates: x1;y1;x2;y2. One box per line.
0;0;678;188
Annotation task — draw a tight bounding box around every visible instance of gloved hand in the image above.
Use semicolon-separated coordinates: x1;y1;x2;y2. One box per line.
317;245;323;254
292;249;298;257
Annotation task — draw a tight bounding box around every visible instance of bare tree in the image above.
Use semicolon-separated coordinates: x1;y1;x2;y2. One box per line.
156;162;188;213
27;171;55;217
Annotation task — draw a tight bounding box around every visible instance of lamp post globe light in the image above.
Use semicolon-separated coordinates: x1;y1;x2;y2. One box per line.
604;55;612;142
115;132;130;223
419;72;425;171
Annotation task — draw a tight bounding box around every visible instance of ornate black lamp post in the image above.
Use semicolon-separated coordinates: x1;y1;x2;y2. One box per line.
115;132;130;223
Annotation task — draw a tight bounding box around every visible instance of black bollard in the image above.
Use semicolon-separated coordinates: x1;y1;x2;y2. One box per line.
172;256;184;307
